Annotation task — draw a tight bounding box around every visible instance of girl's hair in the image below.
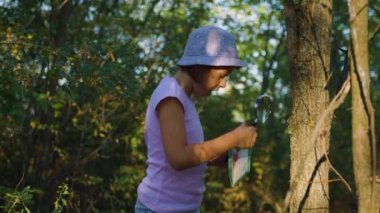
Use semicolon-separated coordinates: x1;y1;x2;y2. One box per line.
179;65;237;84
179;65;211;84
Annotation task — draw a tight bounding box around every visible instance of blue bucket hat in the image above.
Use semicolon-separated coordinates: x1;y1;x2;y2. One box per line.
177;26;246;67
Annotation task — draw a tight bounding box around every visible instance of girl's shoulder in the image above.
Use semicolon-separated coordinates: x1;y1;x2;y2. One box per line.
150;76;192;111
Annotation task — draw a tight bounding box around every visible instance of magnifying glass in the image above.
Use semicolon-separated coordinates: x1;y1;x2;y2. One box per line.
227;93;273;186
252;94;272;126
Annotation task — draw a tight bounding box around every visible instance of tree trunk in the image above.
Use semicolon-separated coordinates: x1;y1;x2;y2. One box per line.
284;0;332;212
348;0;380;212
20;1;74;211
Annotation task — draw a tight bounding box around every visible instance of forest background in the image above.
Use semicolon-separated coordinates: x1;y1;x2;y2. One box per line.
0;0;379;212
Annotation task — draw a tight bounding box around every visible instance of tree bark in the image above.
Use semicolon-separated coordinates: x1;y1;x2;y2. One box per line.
348;0;380;212
284;0;332;212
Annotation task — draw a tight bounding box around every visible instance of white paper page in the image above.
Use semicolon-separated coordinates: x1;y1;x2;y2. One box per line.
229;149;251;186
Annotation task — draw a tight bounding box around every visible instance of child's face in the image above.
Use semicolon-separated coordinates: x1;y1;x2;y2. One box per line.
193;67;233;97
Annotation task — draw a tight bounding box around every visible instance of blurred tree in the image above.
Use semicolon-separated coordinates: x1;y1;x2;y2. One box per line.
348;0;380;212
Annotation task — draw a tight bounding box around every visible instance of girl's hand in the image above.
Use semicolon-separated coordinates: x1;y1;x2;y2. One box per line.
233;123;258;149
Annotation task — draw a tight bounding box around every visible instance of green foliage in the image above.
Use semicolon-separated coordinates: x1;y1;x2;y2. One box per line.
0;0;378;212
0;186;33;213
0;0;215;211
53;183;70;213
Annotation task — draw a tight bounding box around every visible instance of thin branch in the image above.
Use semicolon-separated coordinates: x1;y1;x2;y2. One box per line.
310;75;353;193
368;23;380;42
348;3;369;25
262;28;286;94
59;0;69;9
297;155;328;213
296;75;353;213
141;0;160;29
15;172;25;191
288;74;352;206
260;13;274;94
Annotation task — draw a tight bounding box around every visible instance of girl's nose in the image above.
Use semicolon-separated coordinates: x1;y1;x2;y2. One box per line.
219;78;227;88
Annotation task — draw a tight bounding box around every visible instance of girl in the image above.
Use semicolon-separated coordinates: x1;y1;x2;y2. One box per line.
135;26;258;213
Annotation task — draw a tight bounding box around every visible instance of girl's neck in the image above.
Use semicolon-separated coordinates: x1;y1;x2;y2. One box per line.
174;69;193;97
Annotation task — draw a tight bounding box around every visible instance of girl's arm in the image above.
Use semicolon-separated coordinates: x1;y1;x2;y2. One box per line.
208;153;228;167
157;97;257;171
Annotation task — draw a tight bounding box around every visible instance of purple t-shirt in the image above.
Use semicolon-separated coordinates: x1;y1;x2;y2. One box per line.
137;76;207;213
